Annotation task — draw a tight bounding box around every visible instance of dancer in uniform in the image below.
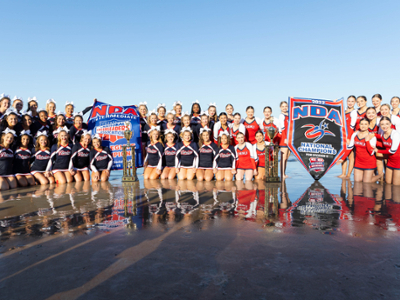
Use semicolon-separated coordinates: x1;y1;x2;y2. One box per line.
213;131;236;181
254;130;270;180
391;96;400;117
0;128;17;190
64;101;75;128
161;129;178;180
278;101;289;178
161;110;181;141
0;94;11;119
261;106;279;144
173;101;183;125
235;132;257;181
339;95;356;178
156;103;167;127
349;96;368;135
31;131;55;185
197;127;218;182
229;112;246;146
242;106;262;145
175;127;199;180
69;130;92;182
46;99;57;125
27;97;39;122
90;134;113;182
190;100;202;125
143;127;164;180
213;112;230;143
12;96;24;117
371;94;382;116
69;113;88;144
225;104;234;123
193;111;210;143
13;130;36;187
208;103;218;129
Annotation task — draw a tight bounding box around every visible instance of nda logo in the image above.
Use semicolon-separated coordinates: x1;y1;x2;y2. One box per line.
302;119;335;143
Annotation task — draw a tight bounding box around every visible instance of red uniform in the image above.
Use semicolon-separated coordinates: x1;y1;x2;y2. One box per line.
342;132;377;170
377;130;400;170
350;109;367;132
368;124;379;134
242;118;262;144
278;113;288;147
235;142;257;170
345;111;353;136
254;142;271;168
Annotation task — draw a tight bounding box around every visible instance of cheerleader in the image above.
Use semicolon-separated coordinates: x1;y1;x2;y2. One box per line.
161;110;181;141
138;101;148;157
339;95;356;178
27;97;39;122
161;129;178;180
337;118;382;183
31;131;55;185
175;127;199;180
193;111;210;143
197;127;218;181
69;130;92;182
19;112;33;142
374;116;400;185
377;104;400;133
90;135;113;182
0;128;17;190
242;106;262;145
190;100;201;125
46;99;57;125
173;101;183;125
372;94;382;116
180;112;192;131
229;113;246;146
31;108;51;137
12;96;24;116
144;127;164;180
13;130;36;187
235;132;257;181
64;101;75;128
46;126;75;184
213;131;237;181
225;103;234;123
349;96;368;134
278;101;289;178
0;109;19;135
254;130;270;180
0;94;11;118
391;96;400;117
69;113;87;144
208;103;218;128
156;103;167;127
261;106;279;144
144;110;159;135
51;111;67;145
213;112;230;143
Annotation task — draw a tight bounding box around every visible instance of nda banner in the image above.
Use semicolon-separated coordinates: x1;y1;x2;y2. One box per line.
87;100;143;169
287;97;347;180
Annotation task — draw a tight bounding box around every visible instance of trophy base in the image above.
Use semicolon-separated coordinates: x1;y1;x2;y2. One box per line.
265;176;281;183
122;176;138;182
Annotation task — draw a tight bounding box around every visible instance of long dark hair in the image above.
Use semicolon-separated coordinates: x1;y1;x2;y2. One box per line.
190;102;201;117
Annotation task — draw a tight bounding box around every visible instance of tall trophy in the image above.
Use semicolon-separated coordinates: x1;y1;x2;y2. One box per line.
122;121;138;182
265;122;281;182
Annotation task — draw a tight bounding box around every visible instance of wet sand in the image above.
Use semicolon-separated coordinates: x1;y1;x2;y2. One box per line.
1;158;400;300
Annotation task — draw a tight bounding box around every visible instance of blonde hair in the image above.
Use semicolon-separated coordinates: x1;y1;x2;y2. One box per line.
164;132;175;143
198;130;211;148
57;131;70;147
46;101;56;113
147;111;158;124
92;137;103;150
35;135;50;152
217;134;230;147
0;133;15;146
180;130;192;141
181;115;191;126
149;129;164;146
381;103;391;110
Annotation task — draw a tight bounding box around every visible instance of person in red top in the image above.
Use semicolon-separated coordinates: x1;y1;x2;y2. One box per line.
339;95;356;178
213;112;230;143
391;96;400;117
278;101;289;178
253;130;270;181
337;118;382;183
235;132;257;181
374;116;400;185
242;106;262;145
229;113;246;146
349;95;368;133
261;106;280;144
371;94;382;117
377;103;400;133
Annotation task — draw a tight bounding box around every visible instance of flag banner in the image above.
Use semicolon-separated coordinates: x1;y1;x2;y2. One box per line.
87;100;143;169
287;97;347;180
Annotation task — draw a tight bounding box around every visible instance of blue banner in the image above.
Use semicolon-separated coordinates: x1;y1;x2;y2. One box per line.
87;100;143;169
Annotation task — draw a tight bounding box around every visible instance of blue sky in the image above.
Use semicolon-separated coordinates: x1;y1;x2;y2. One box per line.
1;0;400;118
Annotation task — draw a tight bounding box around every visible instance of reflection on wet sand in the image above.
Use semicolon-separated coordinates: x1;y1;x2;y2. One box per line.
1;178;400;243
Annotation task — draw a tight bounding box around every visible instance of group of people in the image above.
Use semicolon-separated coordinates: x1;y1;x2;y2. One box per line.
138;100;290;182
0;94;113;190
337;94;400;185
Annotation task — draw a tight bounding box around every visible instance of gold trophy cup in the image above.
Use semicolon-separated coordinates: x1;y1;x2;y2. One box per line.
265;124;280;182
122;121;138;182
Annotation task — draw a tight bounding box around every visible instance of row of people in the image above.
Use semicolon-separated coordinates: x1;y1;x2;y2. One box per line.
339;94;400;185
0;128;113;190
143;126;275;182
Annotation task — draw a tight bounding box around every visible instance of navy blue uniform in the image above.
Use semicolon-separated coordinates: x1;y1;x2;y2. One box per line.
163;143;178;168
161;124;181;142
69;143;91;170
175;141;199;168
140;117;148;145
173;116;181;126
65;115;74;128
145;142;164;170
193;124;212;144
190;115;201;126
13;147;32;175
157;118;167;127
47;143;73;172
0;147;14;176
31;149;51;173
69;125;88;144
90;148;113;172
31;121;51;138
213;145;237;169
198;142;219;169
48;116;56;126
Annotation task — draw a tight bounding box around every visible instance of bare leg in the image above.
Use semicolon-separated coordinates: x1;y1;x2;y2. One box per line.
26;175;36;186
204;170;214;181
74;171;83;182
345;151;354;178
81;170;91;181
196;169;205;181
34;173;50;185
392;170;400;186
0;177;10;190
15;175;28;187
338;159;347;177
143;167;153;179
225;170;234;181
149;168;161;180
178;168;187;180
244;170;254;181
186;169;196;180
385;168;393;184
236;169;244;181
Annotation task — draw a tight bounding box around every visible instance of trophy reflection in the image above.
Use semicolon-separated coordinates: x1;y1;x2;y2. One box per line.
265;125;280;182
122;121;138;182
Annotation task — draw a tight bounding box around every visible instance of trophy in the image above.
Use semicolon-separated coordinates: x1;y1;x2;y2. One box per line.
122;121;138;182
265;124;281;182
